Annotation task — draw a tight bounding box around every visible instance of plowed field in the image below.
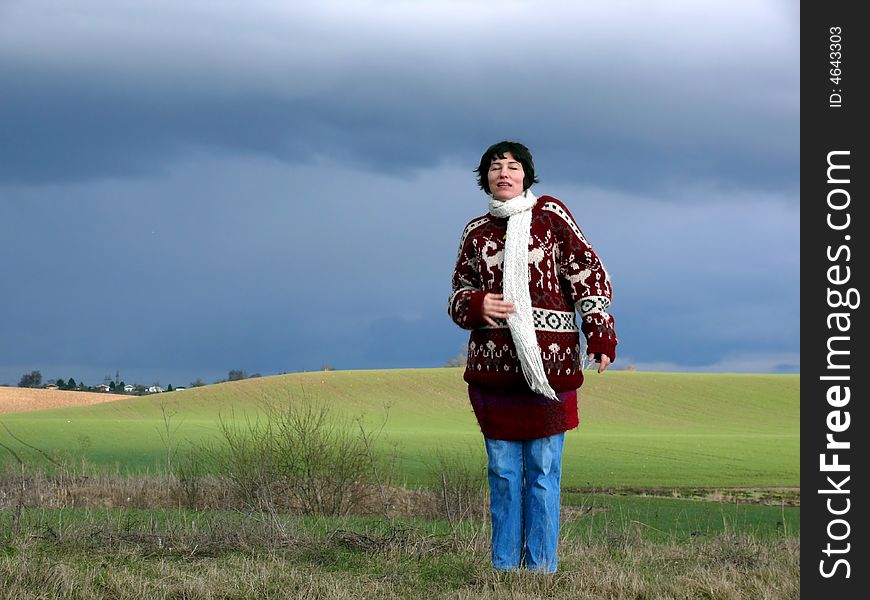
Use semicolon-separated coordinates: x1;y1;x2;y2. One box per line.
0;387;129;414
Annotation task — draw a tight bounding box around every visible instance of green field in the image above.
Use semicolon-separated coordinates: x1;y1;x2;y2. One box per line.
2;370;800;598
0;369;799;489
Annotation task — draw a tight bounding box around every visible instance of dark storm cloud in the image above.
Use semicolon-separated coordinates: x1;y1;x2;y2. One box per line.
0;1;798;193
0;158;474;383
0;1;799;383
0;154;798;384
0;70;798;193
536;181;799;371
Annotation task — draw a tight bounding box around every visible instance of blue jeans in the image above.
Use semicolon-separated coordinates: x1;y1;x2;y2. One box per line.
484;432;565;573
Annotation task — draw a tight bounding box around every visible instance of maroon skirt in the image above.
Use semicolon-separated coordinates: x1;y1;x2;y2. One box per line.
468;383;579;441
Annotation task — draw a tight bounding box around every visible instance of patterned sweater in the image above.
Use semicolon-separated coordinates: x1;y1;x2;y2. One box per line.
449;195;617;392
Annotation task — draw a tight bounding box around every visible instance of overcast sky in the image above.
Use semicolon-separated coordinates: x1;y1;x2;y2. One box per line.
0;0;799;387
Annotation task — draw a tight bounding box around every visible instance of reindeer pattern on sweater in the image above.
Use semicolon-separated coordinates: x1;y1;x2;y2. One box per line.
449;195;617;393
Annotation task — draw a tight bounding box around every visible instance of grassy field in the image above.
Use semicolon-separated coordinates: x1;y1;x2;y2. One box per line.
0;369;799;489
0;505;800;600
1;370;800;598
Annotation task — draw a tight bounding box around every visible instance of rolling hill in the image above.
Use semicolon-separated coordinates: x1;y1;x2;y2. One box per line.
0;369;799;489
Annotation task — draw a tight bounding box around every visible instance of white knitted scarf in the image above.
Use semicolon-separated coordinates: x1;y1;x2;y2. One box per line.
488;189;559;400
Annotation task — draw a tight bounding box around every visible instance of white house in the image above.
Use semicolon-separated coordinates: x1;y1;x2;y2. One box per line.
146;385;164;394
124;384;135;393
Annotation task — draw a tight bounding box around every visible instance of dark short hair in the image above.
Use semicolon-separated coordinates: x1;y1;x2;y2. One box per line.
474;140;539;195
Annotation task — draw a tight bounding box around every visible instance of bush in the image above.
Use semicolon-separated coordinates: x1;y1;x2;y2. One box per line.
427;448;488;524
207;400;380;516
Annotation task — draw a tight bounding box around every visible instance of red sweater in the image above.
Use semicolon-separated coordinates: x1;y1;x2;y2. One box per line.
449;195;617;393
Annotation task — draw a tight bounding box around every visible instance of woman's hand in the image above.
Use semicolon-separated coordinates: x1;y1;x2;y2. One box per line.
482;293;514;327
587;353;611;373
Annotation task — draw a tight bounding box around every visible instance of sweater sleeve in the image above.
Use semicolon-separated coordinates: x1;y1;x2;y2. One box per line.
546;198;618;362
448;219;488;330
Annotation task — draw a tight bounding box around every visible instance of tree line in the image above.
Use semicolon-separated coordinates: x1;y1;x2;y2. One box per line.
14;370;172;393
11;369;270;392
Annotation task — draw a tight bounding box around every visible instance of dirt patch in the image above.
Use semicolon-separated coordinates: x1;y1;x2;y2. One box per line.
565;486;801;507
0;387;130;414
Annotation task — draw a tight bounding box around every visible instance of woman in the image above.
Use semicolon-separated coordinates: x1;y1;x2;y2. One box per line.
448;140;617;573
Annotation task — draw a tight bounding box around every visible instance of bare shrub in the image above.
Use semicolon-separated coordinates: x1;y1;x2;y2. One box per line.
170;444;219;510
206;400;381;516
426;447;488;524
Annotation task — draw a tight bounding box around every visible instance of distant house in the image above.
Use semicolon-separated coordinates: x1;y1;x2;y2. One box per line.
146;385;164;394
174;386;186;391
44;383;59;390
95;384;111;392
124;384;135;393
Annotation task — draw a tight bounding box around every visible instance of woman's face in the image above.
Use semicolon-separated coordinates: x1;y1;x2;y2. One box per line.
488;152;525;200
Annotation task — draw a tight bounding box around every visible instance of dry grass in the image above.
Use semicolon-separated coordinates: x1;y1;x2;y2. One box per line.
0;387;129;414
0;466;800;599
0;467;477;521
0;509;800;600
